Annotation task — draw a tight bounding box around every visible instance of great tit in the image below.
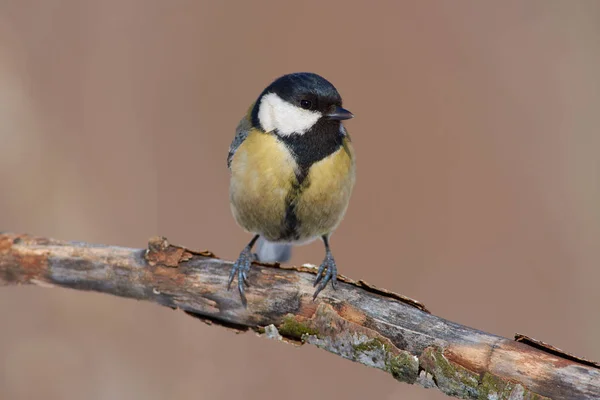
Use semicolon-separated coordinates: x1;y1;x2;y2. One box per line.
227;72;356;305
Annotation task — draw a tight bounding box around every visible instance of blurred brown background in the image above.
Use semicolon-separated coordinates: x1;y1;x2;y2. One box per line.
1;1;599;399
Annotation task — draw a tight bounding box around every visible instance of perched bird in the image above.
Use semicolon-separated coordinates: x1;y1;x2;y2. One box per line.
227;72;356;305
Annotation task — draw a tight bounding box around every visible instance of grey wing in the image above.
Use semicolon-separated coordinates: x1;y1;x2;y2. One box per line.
227;116;252;169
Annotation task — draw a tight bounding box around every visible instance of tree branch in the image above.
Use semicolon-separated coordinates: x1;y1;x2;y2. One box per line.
0;233;598;399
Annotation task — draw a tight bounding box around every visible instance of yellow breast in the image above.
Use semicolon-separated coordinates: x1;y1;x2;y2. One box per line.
294;138;355;240
229;128;297;241
230;130;355;243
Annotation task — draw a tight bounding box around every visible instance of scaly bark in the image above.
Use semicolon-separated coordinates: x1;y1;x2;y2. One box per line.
0;233;598;399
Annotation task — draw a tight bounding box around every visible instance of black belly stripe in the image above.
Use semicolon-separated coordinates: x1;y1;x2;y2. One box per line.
277;120;344;241
281;181;302;241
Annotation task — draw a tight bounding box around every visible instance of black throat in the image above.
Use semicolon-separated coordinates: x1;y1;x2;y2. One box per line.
276;119;344;185
276;119;344;242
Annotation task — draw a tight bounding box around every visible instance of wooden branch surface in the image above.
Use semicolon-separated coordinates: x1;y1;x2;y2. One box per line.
0;233;598;400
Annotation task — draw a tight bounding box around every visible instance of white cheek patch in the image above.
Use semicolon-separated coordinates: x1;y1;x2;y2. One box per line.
258;93;322;136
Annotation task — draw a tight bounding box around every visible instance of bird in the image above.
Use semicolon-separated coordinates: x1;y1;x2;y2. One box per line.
226;72;356;305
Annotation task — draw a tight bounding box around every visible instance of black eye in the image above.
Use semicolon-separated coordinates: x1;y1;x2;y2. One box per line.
300;99;312;109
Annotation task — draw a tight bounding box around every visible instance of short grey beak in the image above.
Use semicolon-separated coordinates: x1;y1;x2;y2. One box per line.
327;106;354;120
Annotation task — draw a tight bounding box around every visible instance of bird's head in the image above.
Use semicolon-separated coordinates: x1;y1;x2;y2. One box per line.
252;72;353;136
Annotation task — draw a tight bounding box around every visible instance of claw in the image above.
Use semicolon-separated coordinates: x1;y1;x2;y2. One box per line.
228;245;254;306
313;262;327;287
227;265;237;290
312;253;338;300
238;270;247;306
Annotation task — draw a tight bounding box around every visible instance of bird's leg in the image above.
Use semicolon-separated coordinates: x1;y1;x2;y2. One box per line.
228;234;260;306
313;235;338;300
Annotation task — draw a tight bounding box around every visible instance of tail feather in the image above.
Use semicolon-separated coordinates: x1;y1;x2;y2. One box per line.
255;237;292;263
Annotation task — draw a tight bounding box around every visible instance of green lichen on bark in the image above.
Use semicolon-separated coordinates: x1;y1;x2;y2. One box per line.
352;337;418;384
420;346;481;399
353;337;386;353
386;350;419;383
477;373;550;400
277;314;319;341
478;373;515;399
419;347;551;400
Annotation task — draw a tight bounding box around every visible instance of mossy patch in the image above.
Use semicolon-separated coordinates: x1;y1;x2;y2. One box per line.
478;373;549;400
277;314;319;341
352;337;418;384
386;351;418;383
479;372;512;399
420;347;550;399
353;337;387;353
420;346;480;398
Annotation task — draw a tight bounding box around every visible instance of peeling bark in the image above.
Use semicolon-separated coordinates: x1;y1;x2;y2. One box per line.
0;233;598;399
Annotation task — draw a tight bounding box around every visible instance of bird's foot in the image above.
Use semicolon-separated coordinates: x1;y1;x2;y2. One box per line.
313;252;337;300
227;246;255;306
